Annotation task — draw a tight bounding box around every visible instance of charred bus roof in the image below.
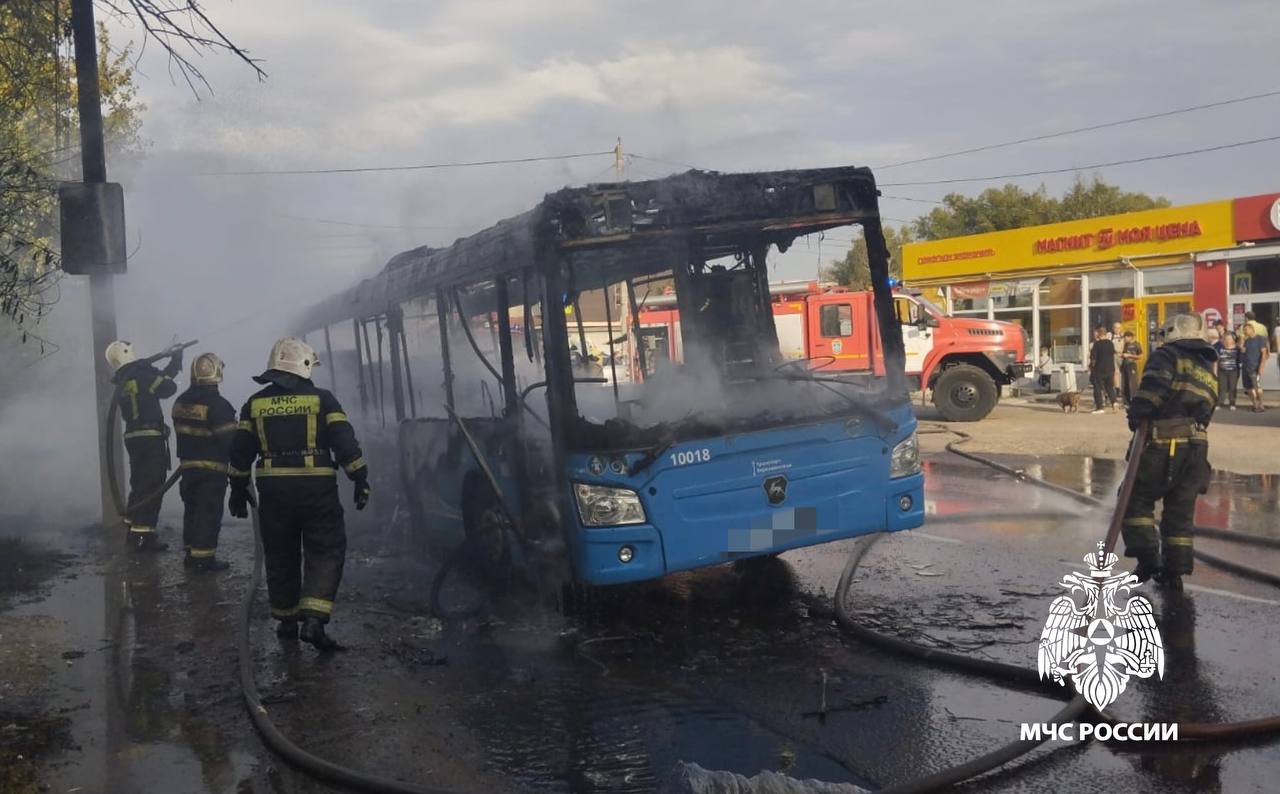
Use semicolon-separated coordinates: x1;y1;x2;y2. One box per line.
291;165;882;333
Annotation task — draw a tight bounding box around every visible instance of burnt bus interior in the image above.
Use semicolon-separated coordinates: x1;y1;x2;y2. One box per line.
290;167;907;563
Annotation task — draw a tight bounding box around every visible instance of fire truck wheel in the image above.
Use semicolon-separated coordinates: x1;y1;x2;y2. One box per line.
933;364;998;422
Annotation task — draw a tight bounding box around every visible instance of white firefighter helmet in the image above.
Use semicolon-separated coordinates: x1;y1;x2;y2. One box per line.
266;337;320;379
104;340;137;372
191;352;225;385
1162;313;1207;343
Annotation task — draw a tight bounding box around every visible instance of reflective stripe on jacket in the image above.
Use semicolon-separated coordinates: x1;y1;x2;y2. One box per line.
229;373;365;480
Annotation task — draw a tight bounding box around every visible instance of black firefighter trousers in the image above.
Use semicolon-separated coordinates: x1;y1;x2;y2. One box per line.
125;436;170;535
1121;437;1211;576
257;477;346;624
179;468;228;557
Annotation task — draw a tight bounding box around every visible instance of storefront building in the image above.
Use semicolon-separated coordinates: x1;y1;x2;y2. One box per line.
902;193;1280;386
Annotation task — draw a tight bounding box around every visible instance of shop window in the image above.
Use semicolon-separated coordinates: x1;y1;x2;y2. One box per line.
820;303;852;337
950;282;990;312
1229;257;1280;295
1038;275;1082;306
1038;307;1083;365
1088;305;1124;337
993;308;1034;357
990;279;1038;310
1088;269;1134;303
1142;264;1192;296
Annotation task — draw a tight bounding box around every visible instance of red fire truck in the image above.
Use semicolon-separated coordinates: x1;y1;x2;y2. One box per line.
634;281;1030;422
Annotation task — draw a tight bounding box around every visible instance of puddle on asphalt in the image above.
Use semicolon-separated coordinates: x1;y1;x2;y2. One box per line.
462;670;861;792
924;453;1280;538
441;565;872;792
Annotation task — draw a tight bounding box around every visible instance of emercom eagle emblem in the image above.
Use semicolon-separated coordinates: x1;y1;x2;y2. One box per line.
1038;542;1164;711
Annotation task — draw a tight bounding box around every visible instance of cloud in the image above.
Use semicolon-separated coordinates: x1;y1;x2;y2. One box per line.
399;47;793;125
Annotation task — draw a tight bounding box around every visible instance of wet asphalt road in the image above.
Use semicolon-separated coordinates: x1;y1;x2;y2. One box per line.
4;448;1279;793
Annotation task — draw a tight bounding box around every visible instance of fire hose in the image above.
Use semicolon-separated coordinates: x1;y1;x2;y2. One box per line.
229;406;1279;793
235;484;463;794
826;422;1280;793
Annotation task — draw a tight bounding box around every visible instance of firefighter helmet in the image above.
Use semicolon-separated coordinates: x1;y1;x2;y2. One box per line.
1162;313;1207;343
105;340;137;372
191;352;225;385
266;337;319;379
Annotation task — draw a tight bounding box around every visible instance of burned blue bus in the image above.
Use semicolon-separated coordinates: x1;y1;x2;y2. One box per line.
291;166;923;593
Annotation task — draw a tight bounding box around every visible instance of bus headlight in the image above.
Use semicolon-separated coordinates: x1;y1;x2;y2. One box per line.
574;483;647;527
890;434;921;478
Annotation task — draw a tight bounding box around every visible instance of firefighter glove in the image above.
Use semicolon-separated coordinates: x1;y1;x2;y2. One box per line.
354;473;371;511
163;349;184;377
229;484;250;519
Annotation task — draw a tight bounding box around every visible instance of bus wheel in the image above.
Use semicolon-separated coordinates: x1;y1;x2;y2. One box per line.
463;480;513;586
933;364;998;422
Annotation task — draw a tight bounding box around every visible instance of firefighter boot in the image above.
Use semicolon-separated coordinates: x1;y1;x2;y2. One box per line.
132;533;170;553
183;554;230;573
276;618;299;640
299;616;345;652
1133;557;1160;584
1155;568;1184;593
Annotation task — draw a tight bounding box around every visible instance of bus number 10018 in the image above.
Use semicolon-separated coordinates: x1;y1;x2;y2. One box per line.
670;449;712;467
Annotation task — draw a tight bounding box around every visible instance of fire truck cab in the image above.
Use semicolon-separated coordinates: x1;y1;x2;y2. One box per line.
639;282;1029;422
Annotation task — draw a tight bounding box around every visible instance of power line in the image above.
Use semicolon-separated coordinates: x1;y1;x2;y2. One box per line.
880;134;1280;187
875;88;1280;170
882;194;943;205
202;150;614;176
628;153;704;171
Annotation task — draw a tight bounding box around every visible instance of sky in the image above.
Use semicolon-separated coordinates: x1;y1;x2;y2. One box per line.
98;0;1279;312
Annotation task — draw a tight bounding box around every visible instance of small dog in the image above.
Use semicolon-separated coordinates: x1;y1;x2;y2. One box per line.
1056;391;1080;413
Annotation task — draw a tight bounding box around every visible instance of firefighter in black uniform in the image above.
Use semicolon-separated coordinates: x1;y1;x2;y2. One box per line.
228;337;370;650
172;353;239;572
106;340;183;551
1123;313;1218;590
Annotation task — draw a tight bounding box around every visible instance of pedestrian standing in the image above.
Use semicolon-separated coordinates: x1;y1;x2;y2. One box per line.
1120;331;1142;406
1216;332;1240;410
1122;314;1218;589
1036;346;1054;390
1089;326;1118;414
106;340;183;551
228;338;371;651
1241;323;1269;412
1111;321;1125;392
1243;311;1267;339
172;353;238;571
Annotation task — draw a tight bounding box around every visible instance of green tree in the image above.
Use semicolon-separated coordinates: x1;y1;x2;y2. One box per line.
824;176;1169;288
1055;175;1170;221
822;225;915;289
1;1;262;343
912;175;1169;240
1;1;145;343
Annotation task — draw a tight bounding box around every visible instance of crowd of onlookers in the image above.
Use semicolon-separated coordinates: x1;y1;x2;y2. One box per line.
1206;312;1272;412
1033;311;1274;415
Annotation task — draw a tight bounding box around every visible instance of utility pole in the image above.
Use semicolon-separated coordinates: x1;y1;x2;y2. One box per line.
614;137;624;180
70;0;123;529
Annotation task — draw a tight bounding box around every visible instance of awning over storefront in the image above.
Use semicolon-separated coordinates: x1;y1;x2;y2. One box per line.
903;200;1235;285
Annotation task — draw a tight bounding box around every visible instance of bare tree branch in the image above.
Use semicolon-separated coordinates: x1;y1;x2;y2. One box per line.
98;0;266;97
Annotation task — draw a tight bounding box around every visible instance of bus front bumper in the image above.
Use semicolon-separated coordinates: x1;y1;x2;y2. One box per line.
574;472;925;586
